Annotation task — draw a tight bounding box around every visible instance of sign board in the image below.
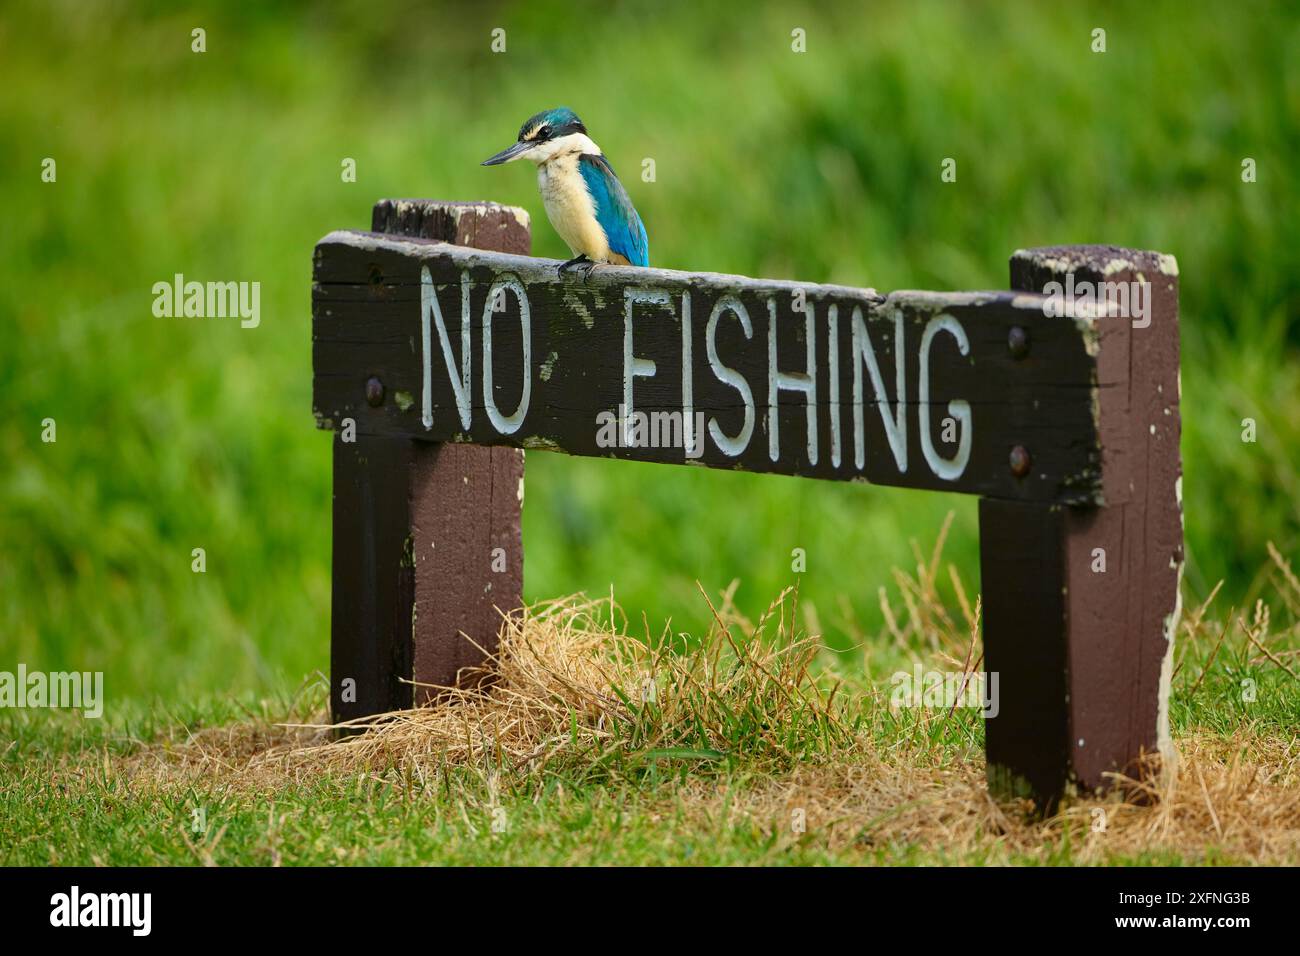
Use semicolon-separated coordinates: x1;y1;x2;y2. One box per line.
314;231;1106;504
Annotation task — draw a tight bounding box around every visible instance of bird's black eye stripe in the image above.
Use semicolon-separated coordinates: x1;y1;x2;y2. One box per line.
520;124;552;144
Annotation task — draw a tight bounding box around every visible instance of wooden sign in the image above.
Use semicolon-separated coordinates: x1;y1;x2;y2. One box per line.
314;200;1184;813
313;232;1107;504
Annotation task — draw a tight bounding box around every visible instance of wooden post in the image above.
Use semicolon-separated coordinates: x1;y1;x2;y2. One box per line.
327;200;529;722
980;245;1183;810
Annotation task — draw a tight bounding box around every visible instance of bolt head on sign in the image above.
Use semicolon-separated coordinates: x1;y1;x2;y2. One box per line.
1009;445;1031;478
1007;325;1029;359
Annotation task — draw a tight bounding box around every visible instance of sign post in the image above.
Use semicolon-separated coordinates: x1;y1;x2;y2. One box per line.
981;246;1183;807
325;200;528;723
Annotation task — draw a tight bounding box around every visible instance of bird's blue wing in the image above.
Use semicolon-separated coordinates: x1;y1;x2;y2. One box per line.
579;153;648;267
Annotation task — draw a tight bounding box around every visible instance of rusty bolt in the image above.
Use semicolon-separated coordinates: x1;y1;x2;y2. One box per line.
1008;326;1030;359
1009;445;1032;478
365;376;385;407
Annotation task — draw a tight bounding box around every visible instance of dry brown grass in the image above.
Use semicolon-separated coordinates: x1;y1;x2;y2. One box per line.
666;730;1300;864
123;586;849;791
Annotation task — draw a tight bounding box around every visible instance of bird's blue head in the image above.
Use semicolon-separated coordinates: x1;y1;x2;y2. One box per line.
481;107;588;166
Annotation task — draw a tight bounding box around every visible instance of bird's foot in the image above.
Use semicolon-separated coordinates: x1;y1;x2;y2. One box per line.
558;254;597;280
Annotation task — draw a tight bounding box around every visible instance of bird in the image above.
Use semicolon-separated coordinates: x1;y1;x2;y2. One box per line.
482;107;648;276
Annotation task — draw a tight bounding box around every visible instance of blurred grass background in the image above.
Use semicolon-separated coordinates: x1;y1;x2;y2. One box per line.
1;0;1296;702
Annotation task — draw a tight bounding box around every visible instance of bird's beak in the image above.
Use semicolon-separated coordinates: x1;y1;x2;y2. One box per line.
481;141;532;166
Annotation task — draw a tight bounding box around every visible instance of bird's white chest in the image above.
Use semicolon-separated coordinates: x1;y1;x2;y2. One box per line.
537;154;609;261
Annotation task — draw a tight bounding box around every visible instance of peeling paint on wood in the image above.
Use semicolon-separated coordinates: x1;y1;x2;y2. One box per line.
313;232;1107;504
982;244;1183;811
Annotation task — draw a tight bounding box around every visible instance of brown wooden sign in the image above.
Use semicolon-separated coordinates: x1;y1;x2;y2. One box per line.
314;232;1108;504
313;199;1184;813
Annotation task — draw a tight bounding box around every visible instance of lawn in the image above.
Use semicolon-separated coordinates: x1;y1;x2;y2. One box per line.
3;533;1297;865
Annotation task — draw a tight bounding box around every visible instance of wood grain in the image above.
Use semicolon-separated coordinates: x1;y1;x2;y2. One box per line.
329;202;528;725
982;245;1183;808
314;232;1107;504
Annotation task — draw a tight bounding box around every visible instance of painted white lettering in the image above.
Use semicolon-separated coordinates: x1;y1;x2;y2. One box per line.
851;307;907;473
623;288;672;430
918;313;972;480
706;296;755;456
420;265;472;430
767;298;818;464
482;275;531;434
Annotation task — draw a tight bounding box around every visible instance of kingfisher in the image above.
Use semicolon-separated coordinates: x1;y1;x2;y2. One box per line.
482;107;648;276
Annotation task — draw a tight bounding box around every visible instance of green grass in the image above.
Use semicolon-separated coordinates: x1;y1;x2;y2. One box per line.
3;555;1296;866
2;667;1293;866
